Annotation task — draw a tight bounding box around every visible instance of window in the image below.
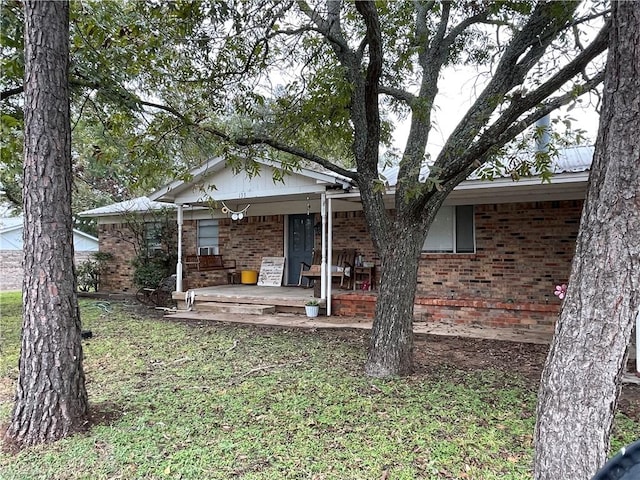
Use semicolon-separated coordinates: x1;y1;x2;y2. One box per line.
144;222;163;252
197;219;219;255
422;205;475;253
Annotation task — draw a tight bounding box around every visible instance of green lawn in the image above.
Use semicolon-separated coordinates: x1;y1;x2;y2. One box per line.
0;292;637;479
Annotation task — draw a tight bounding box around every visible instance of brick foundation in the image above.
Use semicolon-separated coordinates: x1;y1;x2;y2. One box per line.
332;292;558;333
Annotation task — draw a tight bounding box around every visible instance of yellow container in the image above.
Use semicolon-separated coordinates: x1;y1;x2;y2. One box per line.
240;270;258;284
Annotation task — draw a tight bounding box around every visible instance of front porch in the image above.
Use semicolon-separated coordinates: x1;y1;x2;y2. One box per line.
169;284;558;340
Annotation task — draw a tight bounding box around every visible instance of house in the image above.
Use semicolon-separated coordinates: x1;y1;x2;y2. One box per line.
0;215;99;291
80;146;593;332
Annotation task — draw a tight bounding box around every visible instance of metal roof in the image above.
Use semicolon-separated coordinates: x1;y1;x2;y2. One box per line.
379;145;594;186
79;196;176;217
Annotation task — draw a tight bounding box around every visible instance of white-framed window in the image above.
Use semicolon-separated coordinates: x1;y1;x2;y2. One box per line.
144;222;164;252
197;219;219;255
422;205;475;253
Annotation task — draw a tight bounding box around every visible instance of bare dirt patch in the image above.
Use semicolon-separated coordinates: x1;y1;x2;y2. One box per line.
412;333;640;422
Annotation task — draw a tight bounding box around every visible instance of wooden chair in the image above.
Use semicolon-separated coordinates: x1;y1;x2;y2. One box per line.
298;250;322;287
332;249;356;289
299;248;356;289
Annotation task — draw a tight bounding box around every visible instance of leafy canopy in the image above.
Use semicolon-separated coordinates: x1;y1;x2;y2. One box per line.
1;1;608;217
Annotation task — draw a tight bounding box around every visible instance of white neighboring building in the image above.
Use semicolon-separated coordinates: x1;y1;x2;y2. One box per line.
0;216;99;291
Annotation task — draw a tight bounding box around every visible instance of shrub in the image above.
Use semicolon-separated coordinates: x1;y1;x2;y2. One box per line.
132;251;174;288
76;252;113;292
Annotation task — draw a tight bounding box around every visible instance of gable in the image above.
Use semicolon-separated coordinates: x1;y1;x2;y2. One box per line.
0;221;98;251
158;161;344;205
0;228;22;250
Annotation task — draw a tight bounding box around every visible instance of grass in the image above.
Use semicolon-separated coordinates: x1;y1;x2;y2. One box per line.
0;292;637;480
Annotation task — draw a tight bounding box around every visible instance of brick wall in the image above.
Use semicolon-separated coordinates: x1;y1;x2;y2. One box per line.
331;211;379;264
180;216;285;289
327;201;581;302
96;200;581;332
98;217;285;292
98;223;139;292
332;292;559;333
0;250;96;292
330;200;580;332
417;200;581;304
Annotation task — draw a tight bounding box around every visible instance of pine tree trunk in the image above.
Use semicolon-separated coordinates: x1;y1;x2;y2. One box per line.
4;0;88;447
533;2;640;478
365;228;422;377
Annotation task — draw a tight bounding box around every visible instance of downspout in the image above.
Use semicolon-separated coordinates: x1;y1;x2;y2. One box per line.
175;204;184;292
327;197;333;316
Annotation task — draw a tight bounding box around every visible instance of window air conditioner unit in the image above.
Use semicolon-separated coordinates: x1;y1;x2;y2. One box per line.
198;246;219;256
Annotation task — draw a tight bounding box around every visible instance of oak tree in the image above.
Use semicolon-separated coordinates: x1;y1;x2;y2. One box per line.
205;1;610;376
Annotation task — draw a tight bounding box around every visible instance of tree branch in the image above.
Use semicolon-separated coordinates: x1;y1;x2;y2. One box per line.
417;0;450;69
1;86;23;101
480;71;606;160
136;99;356;180
379;85;416;106
234;133;356;180
421;69;605;206
436;2;582;168
355;0;383;157
456;19;610;173
296;0;349;54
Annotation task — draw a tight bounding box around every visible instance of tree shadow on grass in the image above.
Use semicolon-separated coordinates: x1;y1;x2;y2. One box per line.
87;400;125;428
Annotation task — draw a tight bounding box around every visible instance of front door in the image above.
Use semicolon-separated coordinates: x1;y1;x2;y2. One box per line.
287;214;314;285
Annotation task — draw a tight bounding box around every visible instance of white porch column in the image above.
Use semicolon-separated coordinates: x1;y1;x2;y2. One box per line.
326;197;333;316
175;204;184;292
320;193;327;299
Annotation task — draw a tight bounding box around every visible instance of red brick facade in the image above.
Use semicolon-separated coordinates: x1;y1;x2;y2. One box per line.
183;215;285;289
98;223;139;292
418;200;581;303
97;199;581;331
331;293;560;331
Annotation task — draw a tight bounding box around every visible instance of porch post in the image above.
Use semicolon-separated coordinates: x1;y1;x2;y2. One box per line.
175;204;184;292
326;197;333;316
321;193;327;299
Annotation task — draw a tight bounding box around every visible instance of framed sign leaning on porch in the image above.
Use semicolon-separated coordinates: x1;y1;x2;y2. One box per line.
257;257;285;287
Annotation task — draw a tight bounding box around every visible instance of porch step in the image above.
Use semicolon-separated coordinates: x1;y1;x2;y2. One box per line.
194;302;276;315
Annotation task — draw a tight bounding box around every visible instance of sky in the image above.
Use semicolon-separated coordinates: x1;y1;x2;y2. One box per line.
391;64;602;157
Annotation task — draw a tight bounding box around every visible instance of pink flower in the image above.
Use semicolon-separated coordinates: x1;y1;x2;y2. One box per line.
554;284;568;300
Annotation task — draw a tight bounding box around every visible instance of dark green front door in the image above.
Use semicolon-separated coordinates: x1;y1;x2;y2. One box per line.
287;214;314;285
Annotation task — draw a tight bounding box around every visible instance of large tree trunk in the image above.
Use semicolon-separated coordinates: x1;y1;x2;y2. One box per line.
533;2;640;478
4;0;88;447
365;226;423;377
